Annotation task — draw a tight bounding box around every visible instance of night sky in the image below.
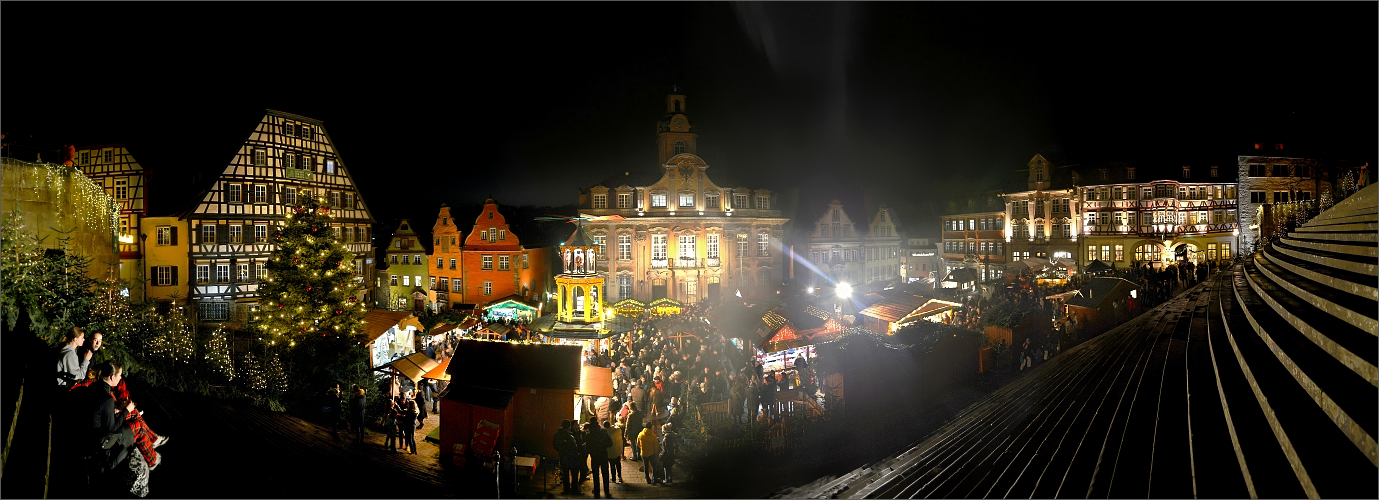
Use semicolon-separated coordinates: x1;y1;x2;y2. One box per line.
5;2;1374;239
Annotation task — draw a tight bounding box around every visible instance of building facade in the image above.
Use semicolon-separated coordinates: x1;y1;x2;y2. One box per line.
804;199;865;288
1236;143;1329;253
578;92;788;304
139;215;189;306
380;219;430;312
185;110;375;324
76;144;148;301
450;199;550;308
864;205;902;287
941;210;1007;283
1076;162;1239;271
900;237;942;289
1004;154;1081;269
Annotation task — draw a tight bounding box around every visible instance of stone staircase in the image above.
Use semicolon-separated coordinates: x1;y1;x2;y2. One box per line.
1226;182;1378;498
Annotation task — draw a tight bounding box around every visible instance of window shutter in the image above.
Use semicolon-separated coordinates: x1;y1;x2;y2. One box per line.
219;224;229;245
171;266;179;286
170;227;178;246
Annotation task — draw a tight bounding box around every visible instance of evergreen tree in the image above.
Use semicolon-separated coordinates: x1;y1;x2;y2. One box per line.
255;194;368;344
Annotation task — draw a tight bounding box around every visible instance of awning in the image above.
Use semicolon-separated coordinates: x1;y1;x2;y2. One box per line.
385;352;439;383
578;365;613;397
422;356;452;381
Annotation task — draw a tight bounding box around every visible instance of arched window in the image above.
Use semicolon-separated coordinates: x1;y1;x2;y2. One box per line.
673;141;686;155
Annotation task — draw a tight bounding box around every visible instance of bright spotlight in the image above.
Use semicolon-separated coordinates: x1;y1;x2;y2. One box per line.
837;282;853;298
806;288;814;295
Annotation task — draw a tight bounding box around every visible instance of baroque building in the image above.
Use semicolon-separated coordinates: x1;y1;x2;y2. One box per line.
940;208;1007;284
1075;161;1238;271
75;144;148;301
184;110;375;323
578;92;788;304
804;199;865;288
1003;154;1081;268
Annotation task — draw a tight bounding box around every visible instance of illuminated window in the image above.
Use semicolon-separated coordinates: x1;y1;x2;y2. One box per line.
652;235;667;260
1100;245;1110;261
1088;246;1097;262
758;233;770;256
402;275;410;287
680;192;695;207
651;193;667;208
1114;244;1124;261
326;160;335;174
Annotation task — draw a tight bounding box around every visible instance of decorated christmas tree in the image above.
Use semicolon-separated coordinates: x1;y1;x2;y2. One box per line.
255;194;368;344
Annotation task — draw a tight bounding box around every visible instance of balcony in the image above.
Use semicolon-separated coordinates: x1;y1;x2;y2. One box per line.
673;257;696;268
651;259;669;268
705;257;720;267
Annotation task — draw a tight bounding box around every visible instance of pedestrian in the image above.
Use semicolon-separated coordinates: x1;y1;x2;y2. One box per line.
659;422;679;485
325;382;345;440
584;421;612;498
636;419;661;485
349;386;367;443
553;420;578;494
604;420;624;484
383;396;400;452
625;402;644;461
398;392;419;454
427;378;440;413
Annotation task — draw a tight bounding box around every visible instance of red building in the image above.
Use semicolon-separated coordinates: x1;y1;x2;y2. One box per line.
428;199;550;309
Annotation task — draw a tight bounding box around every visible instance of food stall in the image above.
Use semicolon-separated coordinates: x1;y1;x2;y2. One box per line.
362;310;424;369
482;295;539;323
612;298;646;317
648;297;682;316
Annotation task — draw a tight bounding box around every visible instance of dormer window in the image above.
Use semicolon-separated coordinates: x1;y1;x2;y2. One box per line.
1126;167;1135;180
651;192;668;208
679;192;695;208
1182;166;1191;178
1035;168;1044;182
1099;169;1108;181
617;192;633;209
593;194;607;209
1210;166;1218;178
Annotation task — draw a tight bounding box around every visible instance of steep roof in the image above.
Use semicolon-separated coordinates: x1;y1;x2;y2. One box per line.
564;222;596;247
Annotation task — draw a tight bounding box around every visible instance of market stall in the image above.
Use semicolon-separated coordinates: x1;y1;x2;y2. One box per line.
482;295;539;323
611;298;646;317
648;297;682;316
361;310;424;369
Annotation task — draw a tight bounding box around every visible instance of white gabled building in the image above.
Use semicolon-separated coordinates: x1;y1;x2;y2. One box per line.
184;110;376;324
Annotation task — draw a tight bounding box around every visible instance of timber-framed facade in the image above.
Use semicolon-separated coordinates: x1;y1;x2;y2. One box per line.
184;110;376;323
76;144;148;300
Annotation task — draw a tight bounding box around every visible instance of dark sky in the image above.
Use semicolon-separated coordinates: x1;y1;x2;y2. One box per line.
5;2;1375;237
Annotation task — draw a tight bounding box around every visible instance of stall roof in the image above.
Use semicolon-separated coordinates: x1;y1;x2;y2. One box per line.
942;267;981;284
485;294;538;310
458;317;481;329
1067;277;1139;309
362;310;421;343
422;356;452;381
444;339;581;392
904;299;963;321
431;323;456;335
857;294;928;323
384;352;440;383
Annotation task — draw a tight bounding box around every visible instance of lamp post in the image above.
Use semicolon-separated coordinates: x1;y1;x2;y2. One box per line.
139;232;148;305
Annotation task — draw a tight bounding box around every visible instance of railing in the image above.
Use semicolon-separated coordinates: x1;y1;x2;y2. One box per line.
675;257;698;268
651;259;669;268
705;257;720;267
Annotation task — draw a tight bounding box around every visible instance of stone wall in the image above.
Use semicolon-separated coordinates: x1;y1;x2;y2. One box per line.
1;157;120;279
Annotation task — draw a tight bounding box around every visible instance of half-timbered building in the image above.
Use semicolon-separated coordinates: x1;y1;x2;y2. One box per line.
76;144;148;300
184;110;375;323
578;92;788;304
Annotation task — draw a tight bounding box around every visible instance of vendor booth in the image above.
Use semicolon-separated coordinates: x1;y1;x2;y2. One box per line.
648;297;682;316
611;298;646;317
482;295;539;323
362;310;424;369
439;340;581;467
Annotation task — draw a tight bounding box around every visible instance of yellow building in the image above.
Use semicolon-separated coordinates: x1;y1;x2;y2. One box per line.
139;216;190;306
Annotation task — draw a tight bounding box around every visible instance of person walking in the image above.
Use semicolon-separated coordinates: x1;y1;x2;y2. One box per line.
604;420;624;484
584;421;612;498
659;422;679;485
636;420;661;485
625;402;644;461
553;420;578;494
398;392;419;454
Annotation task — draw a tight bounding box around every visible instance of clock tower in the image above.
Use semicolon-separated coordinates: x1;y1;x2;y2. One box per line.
656;89;698;164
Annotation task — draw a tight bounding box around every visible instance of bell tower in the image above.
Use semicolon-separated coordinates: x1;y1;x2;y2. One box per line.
657;87;698;164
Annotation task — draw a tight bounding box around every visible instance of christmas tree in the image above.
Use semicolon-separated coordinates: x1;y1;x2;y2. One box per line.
255;194;368;344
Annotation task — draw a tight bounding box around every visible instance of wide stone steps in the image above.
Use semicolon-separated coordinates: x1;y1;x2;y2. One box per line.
1239;263;1377;458
1290;229;1379;244
1272;239;1379;280
1280;235;1379;259
1242;259;1377;383
1257;248;1379;331
1225;272;1375;497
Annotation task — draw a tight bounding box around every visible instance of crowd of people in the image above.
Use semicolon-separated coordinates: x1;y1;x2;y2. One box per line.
54;327;171;498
